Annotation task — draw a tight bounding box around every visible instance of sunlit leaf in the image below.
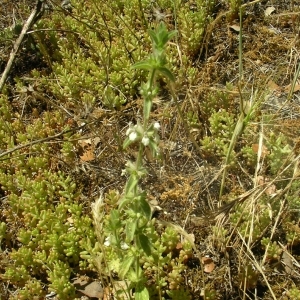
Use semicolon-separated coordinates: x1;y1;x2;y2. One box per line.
118;195;134;210
126;220;137;242
135;283;149;300
109;209;121;230
125;174;138;194
157;67;175;82
132;60;153;70
119;255;135;279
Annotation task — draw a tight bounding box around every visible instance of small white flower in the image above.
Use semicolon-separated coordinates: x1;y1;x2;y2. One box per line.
154;122;160;130
126;128;131;135
129;131;137;141
121;169;127;176
121;242;129;250
104;236;110;247
142;136;150;146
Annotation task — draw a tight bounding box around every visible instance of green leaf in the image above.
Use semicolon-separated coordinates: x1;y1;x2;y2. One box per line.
156;23;168;47
126;220;137;242
119;255;135;279
135;284;149;300
137;234;152;256
109;209;121;230
157;67;175;82
153;23;177;50
127;268;139;283
139;197;152;220
118;195;134;210
132;60;153;70
148;29;159;46
125;174;138;194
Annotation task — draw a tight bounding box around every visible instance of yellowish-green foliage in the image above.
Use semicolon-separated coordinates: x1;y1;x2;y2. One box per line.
1;5;210;296
0;0;220;297
0;94;98;299
33;0;216;110
1;0;300;299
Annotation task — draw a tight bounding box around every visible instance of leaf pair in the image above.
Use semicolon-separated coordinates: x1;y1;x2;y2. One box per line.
148;22;177;52
132;23;176;83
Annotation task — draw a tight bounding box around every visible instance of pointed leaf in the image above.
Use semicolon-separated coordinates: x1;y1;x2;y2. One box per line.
135;284;149;300
148;140;159;157
139;198;151;220
126;220;137;242
127;268;139;283
148;29;159;46
109;209;121;230
123;137;132;149
119;255;135;279
132;60;153;70
137;234;152;256
125;174;138;194
118;195;134;210
157;67;175;82
158;24;176;46
158;33;169;48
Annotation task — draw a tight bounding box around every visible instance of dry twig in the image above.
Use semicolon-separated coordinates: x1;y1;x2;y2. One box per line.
0;0;44;92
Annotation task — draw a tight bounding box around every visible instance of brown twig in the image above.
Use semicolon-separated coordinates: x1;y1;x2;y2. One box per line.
0;0;44;92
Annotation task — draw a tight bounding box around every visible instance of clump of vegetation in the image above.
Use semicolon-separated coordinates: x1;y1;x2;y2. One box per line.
0;0;299;299
287;287;300;300
201;109;237;162
32;0;216;111
0;94;98;299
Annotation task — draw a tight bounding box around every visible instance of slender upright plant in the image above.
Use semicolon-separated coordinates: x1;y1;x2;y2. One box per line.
94;23;179;300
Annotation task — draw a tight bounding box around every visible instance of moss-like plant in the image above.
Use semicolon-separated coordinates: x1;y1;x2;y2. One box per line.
266;132;292;176
9;279;43;300
261;237;282;262
287;287;300;300
0;93;97;299
178;0;216;56
227;0;242;20
31;0;217;113
201;109;236;162
228;192;279;243
239;263;259;289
